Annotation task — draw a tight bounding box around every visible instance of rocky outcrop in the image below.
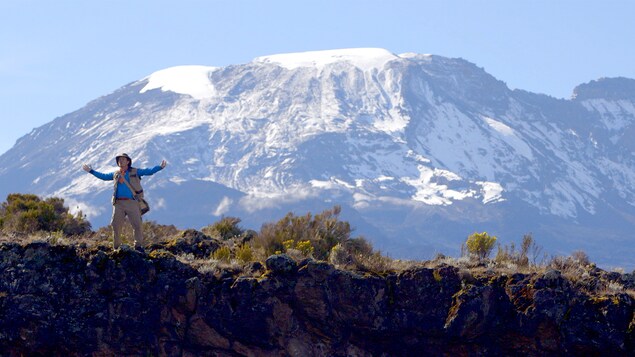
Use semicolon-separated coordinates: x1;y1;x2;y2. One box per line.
0;242;633;356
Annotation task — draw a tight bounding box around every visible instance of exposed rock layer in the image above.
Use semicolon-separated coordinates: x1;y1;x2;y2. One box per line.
0;242;633;356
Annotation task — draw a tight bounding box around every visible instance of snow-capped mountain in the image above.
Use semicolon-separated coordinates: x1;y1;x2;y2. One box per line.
1;48;634;268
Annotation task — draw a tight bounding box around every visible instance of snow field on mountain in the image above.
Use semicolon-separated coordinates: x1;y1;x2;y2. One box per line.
255;48;399;71
140;66;218;99
581;98;635;132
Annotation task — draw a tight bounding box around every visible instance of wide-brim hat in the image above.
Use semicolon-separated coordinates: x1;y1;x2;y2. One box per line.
115;153;132;166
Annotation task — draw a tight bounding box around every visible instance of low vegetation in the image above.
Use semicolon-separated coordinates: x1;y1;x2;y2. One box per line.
202;216;243;240
0;193;632;298
464;231;497;260
0;193;91;236
255;205;351;260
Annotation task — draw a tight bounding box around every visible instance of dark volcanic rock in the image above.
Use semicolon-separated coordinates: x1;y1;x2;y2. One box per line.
0;242;633;356
153;229;222;258
265;253;297;275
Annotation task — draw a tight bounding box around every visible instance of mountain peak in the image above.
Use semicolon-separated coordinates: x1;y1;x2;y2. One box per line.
253;47;399;71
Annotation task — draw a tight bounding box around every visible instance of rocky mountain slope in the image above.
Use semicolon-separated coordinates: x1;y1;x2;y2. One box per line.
0;48;634;268
0;240;633;355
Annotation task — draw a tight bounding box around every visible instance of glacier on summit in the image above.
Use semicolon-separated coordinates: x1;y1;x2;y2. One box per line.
140;65;219;100
0;49;634;268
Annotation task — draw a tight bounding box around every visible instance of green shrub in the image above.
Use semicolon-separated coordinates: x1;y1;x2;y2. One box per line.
570;250;590;266
329;243;350;265
202;216;243;240
255;206;351;260
519;233;548;266
548;251;592;283
280;239;314;258
344;237;374;257
357;251;392;273
329;237;387;271
495;233;547;268
235;244;254;263
0;193;91;236
466;231;497;260
283;239;295;251
212;246;232;262
296;240;314;257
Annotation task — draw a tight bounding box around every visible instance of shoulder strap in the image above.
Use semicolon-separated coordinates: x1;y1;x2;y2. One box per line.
120;177;140;200
114;170;142;197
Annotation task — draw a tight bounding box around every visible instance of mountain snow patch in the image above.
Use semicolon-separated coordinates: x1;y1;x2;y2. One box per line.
404;166;474;205
254;48;399;71
580;99;635;131
213;197;233;216
483;117;534;160
476;181;504;204
140;65;218;100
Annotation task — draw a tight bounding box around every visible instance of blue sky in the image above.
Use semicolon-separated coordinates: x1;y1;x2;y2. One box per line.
1;0;634;155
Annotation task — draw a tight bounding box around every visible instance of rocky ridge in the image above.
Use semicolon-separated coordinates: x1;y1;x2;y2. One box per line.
0;239;633;356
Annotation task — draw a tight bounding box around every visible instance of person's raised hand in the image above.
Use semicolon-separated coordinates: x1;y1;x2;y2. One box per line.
82;164;92;172
160;160;167;169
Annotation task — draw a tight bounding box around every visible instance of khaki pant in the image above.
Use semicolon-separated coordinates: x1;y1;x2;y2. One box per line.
110;199;143;249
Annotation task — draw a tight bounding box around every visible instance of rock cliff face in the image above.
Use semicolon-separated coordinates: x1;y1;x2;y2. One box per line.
0;242;633;356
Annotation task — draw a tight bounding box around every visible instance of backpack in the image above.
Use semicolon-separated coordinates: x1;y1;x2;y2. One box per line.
112;168;150;215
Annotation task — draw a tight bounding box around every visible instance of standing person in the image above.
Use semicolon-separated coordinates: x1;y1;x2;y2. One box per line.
82;153;167;251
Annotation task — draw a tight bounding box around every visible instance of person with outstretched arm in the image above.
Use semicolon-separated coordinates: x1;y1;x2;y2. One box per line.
82;153;167;251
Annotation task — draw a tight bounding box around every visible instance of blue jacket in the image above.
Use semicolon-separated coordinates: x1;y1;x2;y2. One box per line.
89;166;163;199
